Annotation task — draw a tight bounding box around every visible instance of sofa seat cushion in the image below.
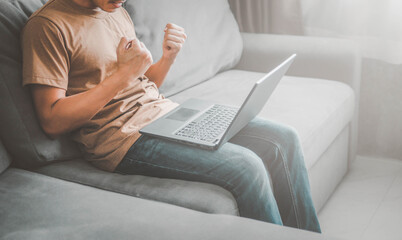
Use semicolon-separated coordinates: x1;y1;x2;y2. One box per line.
169;70;355;170
0;168;332;240
34;160;238;215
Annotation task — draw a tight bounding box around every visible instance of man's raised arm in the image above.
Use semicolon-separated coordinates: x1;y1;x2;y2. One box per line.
145;23;187;88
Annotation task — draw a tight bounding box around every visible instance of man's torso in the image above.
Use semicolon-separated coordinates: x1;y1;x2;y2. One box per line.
22;0;178;171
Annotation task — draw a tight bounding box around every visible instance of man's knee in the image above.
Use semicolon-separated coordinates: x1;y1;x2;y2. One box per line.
254;119;301;151
227;147;270;193
278;125;300;148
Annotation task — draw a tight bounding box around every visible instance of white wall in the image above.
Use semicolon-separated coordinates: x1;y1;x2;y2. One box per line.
358;58;402;159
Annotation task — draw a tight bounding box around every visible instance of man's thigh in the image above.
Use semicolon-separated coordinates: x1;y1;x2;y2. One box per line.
115;135;267;191
229;117;301;165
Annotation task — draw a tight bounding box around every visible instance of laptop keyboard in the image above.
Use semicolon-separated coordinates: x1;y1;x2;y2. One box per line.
175;104;238;143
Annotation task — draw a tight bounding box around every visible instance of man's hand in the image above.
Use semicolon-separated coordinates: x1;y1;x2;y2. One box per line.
143;24;186;88
116;37;153;81
162;23;187;63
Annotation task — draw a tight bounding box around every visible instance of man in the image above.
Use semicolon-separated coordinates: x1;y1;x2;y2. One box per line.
22;0;321;232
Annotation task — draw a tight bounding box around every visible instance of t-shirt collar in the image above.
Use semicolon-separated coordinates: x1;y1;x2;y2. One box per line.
60;0;109;19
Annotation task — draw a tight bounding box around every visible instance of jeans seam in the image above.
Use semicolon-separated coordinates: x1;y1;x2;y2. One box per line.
235;134;302;228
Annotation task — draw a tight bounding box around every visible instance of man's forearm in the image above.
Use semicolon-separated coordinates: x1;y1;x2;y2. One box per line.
145;57;174;88
37;69;133;138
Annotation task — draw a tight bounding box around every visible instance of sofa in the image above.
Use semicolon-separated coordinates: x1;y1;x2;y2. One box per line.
0;0;360;238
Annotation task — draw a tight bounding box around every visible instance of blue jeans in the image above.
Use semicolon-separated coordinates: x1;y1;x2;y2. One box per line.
115;118;321;233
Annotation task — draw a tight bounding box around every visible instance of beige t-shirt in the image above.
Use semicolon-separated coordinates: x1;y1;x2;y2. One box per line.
22;0;178;171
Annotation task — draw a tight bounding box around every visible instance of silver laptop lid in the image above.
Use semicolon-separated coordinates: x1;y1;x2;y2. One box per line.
218;54;296;147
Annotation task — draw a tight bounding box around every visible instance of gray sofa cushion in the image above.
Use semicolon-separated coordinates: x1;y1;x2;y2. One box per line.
0;168;333;240
0;140;11;174
35;160;239;215
125;0;243;97
0;0;82;169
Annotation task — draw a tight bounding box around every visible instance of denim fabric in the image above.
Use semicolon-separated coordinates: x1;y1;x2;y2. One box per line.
115;117;321;233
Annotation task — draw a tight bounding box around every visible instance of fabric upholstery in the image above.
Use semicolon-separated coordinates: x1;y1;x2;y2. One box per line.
0;168;337;240
124;0;243;97
236;33;361;89
0;140;11;174
309;126;349;211
0;0;82;169
35;160;238;215
169;70;355;170
236;33;361;164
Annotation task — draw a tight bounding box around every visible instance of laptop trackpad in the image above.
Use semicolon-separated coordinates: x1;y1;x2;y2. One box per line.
167;108;199;121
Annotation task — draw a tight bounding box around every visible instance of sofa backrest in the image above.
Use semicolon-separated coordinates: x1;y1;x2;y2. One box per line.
0;139;11;174
0;0;83;169
124;0;243;97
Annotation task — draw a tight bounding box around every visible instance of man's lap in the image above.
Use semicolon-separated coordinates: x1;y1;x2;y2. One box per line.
114;117;297;182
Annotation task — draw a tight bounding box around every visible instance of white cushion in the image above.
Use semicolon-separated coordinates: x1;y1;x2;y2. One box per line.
124;0;243;96
169;70;355;169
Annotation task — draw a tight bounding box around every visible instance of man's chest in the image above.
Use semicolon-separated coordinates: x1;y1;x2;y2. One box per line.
65;16;135;86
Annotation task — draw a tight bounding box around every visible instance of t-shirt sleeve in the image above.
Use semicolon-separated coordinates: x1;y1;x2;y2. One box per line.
21;16;69;90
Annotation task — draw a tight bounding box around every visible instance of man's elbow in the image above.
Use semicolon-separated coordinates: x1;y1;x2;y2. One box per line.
40;120;64;139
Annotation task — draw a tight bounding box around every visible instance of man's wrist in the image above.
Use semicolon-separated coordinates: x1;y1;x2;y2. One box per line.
101;67;136;93
161;54;176;65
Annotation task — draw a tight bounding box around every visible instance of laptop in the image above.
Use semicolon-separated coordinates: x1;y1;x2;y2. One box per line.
140;54;296;150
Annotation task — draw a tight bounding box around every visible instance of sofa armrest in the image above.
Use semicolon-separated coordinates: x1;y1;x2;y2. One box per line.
235;33;361;92
235;33;361;164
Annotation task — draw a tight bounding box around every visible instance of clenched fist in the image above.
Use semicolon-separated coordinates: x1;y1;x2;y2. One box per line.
116;37;153;79
162;23;187;62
